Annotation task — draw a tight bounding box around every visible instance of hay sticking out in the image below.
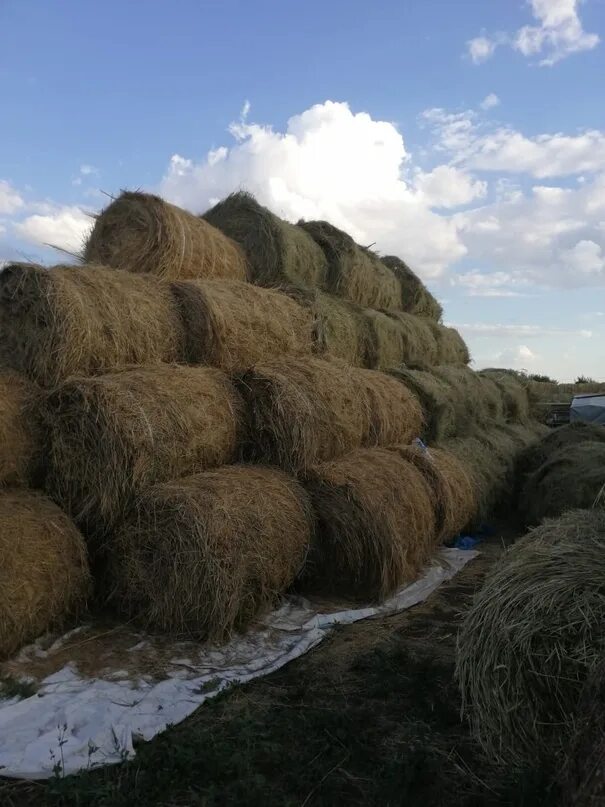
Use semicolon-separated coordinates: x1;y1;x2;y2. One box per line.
480;369;530;422
0;490;91;660
387;367;456;443
381;255;443;321
238;356;422;474
456;508;605;764
0;262;185;387
0;371;42;486
302;447;436;600
44;365;243;536
299;220;401;310
171;279;314;373
204;192;328;288
109;466;312;641
84;191;248;281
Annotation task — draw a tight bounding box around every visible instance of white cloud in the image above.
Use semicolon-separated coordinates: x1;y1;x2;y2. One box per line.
14;206;93;254
0;180;24;215
467;36;499;64
452;322;593;338
496;344;541;367
455;270;530;297
80;165;98;176
480;93;500;110
414;165;487;208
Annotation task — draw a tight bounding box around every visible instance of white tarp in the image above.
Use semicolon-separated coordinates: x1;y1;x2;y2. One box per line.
0;548;476;780
571;394;605;425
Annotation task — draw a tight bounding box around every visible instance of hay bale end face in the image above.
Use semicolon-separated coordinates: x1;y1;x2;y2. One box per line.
0;371;42;486
387;367;456;443
84;191;248;281
0;490;91;660
110;466;312;640
0;262;185;387
381;255;443;321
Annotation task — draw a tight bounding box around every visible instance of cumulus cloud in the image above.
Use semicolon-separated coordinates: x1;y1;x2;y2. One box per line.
454;270;530;297
0;180;24;215
14;206;93;254
480;93;500;110
467;36;500;64
414;165;487;208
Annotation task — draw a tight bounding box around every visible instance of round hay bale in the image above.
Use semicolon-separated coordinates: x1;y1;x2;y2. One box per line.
381;255;443;321
0;262;185;387
204;192;328;288
378;311;440;368
480;369;530;423
84;191;247;281
517;422;605;479
519;442;605;526
109;466;312;641
0;489;91;660
363;309;407;369
0;371;42;486
387;367;456;443
432;366;504;431
456;508;605;764
44;365;244;537
238;356;422;474
302;447;437;601
431;325;470;366
299;220;401;310
171;278;314;373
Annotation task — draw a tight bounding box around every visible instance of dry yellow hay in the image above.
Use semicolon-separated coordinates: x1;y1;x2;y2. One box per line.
84;191;247;281
0;371;42;485
431;325;470;366
0;489;91;660
387;367;456;442
0;262;185;387
432;366;505;432
109;466;312;640
381;255;443;320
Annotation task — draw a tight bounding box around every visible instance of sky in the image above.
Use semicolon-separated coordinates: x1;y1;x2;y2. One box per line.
1;0;605;381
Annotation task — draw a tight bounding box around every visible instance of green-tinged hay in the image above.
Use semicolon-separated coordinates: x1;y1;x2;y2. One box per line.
238;356;423;474
109;466;312;640
480;369;530;423
431;325;470;366
0;371;42;485
44;365;243;537
171;278;314;373
84;191;248;281
432;366;504;431
0;490;91;660
381;255;443;321
382;311;440;368
302;447;436;601
0;262;185;387
456;508;605;764
389;444;476;542
517;422;605;478
204;192;327;288
520;442;605;526
299;220;401;310
387;367;457;442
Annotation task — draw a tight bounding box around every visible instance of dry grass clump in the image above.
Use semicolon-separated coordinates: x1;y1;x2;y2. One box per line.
109;466;312;641
299;220;401;310
302;447;436;601
387;367;456;442
480;369;530;423
238;356;422;474
381;255;443;321
44;365;243;536
0;489;91;660
204;192;328;288
0;262;185;387
456;508;605;764
0;371;42;485
171;278;314;372
84;191;248;281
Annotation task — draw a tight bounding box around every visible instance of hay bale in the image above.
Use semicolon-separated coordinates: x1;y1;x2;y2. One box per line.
432;325;470;366
299;220;401;310
0;371;42;485
0;490;91;660
302;447;436;600
204;192;327;288
44;365;243;536
480;369;530;423
368;310;440;369
519;442;605;526
456;508;605;764
0;262;185;387
238;356;423;474
171;278;314;372
381;255;443;321
432;366;504;431
387;367;457;443
517;422;605;478
84;191;247;281
109;466;311;640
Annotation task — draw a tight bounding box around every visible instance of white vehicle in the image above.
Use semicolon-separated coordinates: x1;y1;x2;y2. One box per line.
570;393;605;426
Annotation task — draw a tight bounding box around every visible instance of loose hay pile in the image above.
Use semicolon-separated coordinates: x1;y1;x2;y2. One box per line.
302;447;436;600
44;365;243;536
204;192;328;288
456;508;605;764
381;255;443;321
110;466;312;640
0;490;91;660
171;278;314;372
0;371;41;485
85;191;248;281
0;262;184;386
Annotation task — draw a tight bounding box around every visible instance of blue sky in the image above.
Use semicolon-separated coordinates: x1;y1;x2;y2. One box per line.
1;0;605;380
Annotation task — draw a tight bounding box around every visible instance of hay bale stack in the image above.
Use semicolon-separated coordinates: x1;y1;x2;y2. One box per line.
366;310;439;369
238;356;422;474
381;255;443;321
0;490;91;660
109;466;311;640
517;422;605;479
433;366;505;431
302;447;436;600
480;369;530;423
456;508;605;764
0;262;185;387
204;192;328;288
171;278;314;372
44;365;243;536
84;191;247;281
299;220;401;310
387;367;456;443
519;442;605;526
431;325;470;366
0;372;42;486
